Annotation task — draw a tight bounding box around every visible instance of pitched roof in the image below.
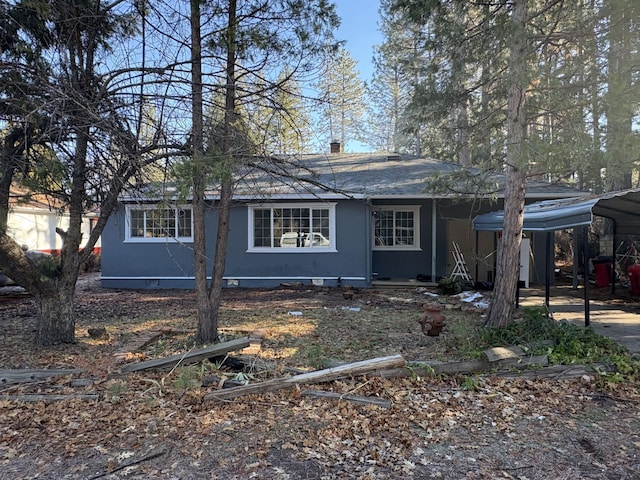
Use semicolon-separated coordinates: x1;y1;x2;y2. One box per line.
124;152;585;202
232;153;584;200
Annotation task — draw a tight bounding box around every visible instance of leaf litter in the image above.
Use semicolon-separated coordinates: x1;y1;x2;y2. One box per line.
0;274;639;479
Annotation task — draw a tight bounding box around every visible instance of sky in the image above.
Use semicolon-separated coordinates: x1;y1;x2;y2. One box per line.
331;0;383;152
334;0;383;85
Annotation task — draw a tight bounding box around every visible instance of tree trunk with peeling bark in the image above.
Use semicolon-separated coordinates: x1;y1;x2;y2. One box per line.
485;0;528;328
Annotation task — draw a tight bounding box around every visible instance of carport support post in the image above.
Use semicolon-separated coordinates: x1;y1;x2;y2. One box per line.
572;229;579;289
545;231;552;308
583;225;590;327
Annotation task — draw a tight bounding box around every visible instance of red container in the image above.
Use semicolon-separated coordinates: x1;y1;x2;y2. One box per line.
593;260;612;287
628;264;640;296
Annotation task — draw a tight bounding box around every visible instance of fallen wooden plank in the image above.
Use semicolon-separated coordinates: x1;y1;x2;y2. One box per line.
490;363;610;379
205;354;405;402
118;337;251;373
1;394;100;402
380;355;549;378
0;369;84;385
113;329;172;362
301;389;392;408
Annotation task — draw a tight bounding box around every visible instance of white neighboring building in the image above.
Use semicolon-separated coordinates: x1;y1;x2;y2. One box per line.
0;194;101;286
6;199;100;254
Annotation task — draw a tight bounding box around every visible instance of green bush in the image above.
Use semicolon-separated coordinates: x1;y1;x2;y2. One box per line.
479;306;639;375
438;276;464;295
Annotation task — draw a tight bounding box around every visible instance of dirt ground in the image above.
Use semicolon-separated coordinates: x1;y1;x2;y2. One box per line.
1;275;639;479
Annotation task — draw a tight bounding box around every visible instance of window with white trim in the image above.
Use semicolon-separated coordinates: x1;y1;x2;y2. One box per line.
249;203;336;251
373;206;420;250
125;205;193;242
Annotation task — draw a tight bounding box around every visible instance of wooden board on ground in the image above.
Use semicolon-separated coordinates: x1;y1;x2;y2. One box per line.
118;337;251;373
1;394;100;402
0;369;84;385
490;363;611;379
113;329;172;362
380;354;549;378
205;354;405;402
301;389;392;408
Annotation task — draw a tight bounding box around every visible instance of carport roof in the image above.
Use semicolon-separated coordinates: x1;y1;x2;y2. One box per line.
473;188;640;234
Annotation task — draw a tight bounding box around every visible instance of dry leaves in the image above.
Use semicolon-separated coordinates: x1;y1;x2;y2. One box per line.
1;277;639;478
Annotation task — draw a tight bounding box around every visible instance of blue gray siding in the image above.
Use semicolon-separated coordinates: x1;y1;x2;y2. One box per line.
370;199;449;282
101;200;371;289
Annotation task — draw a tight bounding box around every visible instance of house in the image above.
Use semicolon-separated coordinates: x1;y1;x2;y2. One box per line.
4;191;100;255
100;152;583;290
0;191;100;285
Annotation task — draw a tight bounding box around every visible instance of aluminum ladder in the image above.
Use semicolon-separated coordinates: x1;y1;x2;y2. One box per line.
450;241;473;282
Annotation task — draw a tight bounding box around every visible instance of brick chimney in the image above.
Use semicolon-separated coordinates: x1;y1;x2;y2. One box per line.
330;141;341;154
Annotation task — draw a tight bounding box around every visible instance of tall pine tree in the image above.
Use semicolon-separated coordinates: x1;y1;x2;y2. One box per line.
314;48;366;152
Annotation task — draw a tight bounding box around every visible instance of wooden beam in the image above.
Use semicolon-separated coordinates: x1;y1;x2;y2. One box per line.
380;354;549;378
0;369;84;385
301;389;392;408
491;363;609;379
118;337;250;373
205;354;405;402
1;394;100;402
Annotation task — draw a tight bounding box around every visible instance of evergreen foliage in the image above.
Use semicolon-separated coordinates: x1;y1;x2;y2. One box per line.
313;48;367;152
381;0;640;192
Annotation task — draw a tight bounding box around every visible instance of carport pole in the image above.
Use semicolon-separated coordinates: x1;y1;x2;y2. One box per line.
583;225;590;327
545;231;552;308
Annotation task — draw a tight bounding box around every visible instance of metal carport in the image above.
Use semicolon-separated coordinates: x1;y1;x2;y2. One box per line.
472;188;640;326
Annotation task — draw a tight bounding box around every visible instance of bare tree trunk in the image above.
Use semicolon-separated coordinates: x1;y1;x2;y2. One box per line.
206;179;232;341
190;0;214;343
203;0;238;343
34;283;75;346
485;0;528;328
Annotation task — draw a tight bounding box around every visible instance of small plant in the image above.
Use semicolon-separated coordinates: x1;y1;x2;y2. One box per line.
460;376;480;391
406;362;435;381
211;355;229;370
172;366;202;391
304;344;327;370
106;381;128;403
438;276;464;295
233;372;254;385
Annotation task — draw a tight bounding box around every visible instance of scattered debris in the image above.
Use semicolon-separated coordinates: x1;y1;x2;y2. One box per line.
117;337;250;373
381;347;549;378
481;345;524;363
491;363;612;379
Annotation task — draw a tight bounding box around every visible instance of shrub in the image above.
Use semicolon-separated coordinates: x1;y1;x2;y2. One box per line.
438;276;464;295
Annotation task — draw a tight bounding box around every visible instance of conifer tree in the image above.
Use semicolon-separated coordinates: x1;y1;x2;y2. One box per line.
314;48;367;152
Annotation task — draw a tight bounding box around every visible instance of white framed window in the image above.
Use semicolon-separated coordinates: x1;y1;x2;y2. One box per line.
372;205;421;250
248;203;336;252
125;205;193;242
